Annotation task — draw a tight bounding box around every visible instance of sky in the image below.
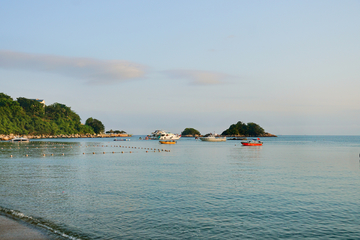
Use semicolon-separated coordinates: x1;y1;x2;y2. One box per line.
1;0;360;135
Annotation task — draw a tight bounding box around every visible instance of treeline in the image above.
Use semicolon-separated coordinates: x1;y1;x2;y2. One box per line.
0;93;104;135
182;121;269;137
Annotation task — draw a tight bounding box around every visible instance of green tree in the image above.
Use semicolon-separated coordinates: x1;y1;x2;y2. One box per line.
17;97;45;117
246;122;265;136
85;118;105;134
181;128;201;136
114;130;126;134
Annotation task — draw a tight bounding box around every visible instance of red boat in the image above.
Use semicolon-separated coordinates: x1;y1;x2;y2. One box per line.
241;138;263;146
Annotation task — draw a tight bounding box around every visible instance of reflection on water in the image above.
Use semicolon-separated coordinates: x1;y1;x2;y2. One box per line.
1;136;360;239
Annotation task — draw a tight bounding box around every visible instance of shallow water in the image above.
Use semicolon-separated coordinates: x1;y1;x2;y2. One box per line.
1;136;360;239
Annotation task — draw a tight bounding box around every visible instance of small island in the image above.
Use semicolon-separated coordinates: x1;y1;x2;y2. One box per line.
180;122;276;138
221;121;276;137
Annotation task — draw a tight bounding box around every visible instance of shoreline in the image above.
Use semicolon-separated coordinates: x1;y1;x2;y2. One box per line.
0;214;55;240
0;133;132;141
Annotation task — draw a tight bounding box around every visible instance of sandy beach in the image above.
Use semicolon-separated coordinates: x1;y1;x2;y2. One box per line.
0;215;52;240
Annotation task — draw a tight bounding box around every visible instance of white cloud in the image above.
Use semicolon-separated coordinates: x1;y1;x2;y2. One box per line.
164;69;232;85
0;50;147;84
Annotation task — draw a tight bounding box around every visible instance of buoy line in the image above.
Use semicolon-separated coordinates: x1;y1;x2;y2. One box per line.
1;143;172;158
5;149;171;158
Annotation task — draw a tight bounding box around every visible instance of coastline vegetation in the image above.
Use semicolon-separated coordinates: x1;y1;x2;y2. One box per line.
0;93;104;136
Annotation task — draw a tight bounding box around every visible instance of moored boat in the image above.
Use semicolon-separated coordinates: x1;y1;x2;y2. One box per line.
159;140;177;144
114;138;130;141
241;138;263;146
149;130;181;140
10;137;30;142
200;134;226;142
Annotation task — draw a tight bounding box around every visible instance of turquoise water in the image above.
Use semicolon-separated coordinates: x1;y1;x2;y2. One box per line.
1;136;360;239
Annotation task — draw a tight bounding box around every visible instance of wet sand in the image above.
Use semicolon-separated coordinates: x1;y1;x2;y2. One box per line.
0;215;52;240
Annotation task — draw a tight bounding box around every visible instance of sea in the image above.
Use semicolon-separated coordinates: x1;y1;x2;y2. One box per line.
1;135;360;239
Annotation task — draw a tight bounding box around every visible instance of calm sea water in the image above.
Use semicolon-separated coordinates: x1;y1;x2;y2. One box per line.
1;135;360;239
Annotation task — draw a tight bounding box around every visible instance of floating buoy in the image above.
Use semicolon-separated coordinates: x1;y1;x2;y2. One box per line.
93;152;95;154
103;152;106;154
62;153;64;155
10;155;12;158
25;154;28;157
83;153;85;154
112;152;114;154
130;151;132;153
121;151;124;153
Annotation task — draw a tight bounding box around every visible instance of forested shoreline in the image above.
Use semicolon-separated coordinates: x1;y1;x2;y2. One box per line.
0;93;103;136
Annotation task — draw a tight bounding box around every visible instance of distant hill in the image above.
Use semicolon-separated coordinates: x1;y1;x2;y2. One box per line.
0;93;101;135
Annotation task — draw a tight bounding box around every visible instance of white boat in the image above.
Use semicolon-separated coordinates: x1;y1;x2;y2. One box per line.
149;130;181;140
10;137;30;142
114;138;130;141
200;134;226;142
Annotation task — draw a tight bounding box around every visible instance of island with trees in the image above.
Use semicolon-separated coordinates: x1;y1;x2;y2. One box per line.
181;122;276;138
221;121;276;137
181;128;201;137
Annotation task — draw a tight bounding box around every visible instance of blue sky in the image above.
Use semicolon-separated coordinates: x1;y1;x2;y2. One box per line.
1;0;359;135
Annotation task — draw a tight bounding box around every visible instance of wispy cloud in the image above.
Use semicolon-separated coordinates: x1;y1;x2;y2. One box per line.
164;69;232;85
0;50;147;84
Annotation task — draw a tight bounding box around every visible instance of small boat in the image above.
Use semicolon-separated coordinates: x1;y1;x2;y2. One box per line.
159;140;176;144
241;138;263;146
114;138;130;141
200;134;226;142
10;137;30;142
149;130;181;140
